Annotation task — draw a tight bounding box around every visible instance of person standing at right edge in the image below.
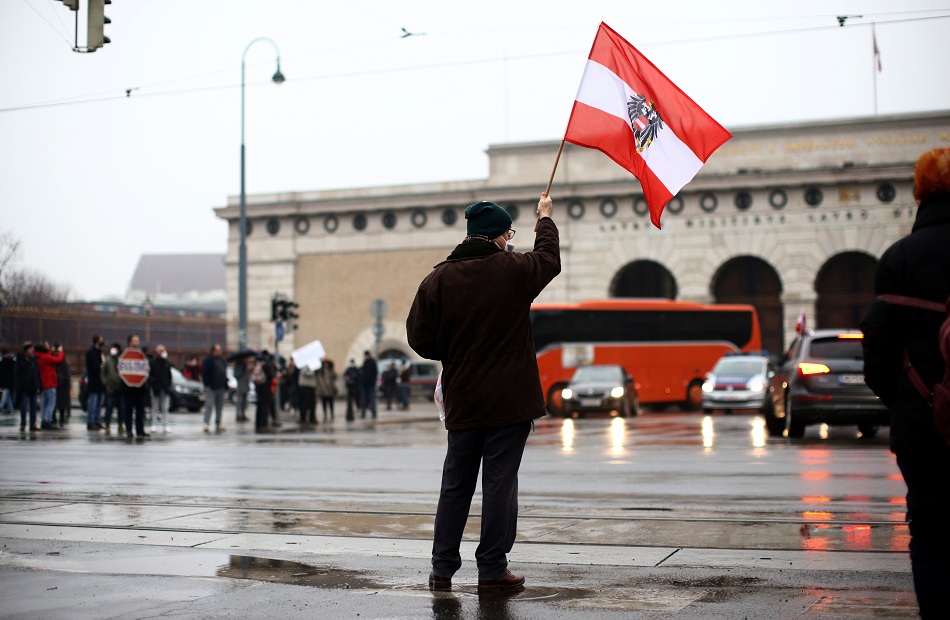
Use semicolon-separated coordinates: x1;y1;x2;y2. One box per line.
861;147;950;619
407;193;559;594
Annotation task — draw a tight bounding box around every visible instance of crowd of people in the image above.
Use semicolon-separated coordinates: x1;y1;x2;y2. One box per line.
0;338;419;437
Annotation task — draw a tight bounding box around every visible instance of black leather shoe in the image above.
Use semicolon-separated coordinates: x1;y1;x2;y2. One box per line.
477;570;525;593
428;571;452;591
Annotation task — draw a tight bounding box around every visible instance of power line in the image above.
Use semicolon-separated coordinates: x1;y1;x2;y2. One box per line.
2;12;948;114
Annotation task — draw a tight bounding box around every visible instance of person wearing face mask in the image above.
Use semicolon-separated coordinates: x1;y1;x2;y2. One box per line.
101;342;124;436
407;193;559;594
149;344;173;433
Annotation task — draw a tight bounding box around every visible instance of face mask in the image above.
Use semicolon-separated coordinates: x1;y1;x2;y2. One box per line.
495;240;514;252
161;351;168;359
110;348;118;356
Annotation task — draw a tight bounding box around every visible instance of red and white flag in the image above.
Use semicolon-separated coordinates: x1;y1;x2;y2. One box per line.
795;309;807;335
564;23;732;228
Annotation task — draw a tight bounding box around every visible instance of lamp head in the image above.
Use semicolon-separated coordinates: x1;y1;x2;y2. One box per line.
272;64;286;84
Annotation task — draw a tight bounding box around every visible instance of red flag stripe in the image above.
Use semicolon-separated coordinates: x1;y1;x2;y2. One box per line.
588;23;731;162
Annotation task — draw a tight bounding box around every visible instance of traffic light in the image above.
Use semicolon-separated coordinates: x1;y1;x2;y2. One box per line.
271;296;280;321
284;301;300;330
61;0;79;10
87;0;111;51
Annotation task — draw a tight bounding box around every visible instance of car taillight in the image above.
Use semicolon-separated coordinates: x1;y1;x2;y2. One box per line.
798;362;831;376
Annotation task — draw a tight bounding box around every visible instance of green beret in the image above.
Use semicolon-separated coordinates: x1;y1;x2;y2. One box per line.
464;201;512;239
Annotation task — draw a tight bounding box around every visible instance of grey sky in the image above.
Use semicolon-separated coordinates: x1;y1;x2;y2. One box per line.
1;1;948;301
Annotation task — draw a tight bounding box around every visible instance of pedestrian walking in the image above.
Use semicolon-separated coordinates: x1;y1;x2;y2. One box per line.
861;147;950;619
407;193;559;594
297;364;317;427
234;357;251;422
0;349;15;414
84;335;105;430
201;344;227;433
381;362;398;411
359;351;378;419
55;348;71;427
344;359;360;421
14;342;40;432
398;361;412;410
101;343;123;435
149;344;173;433
35;341;64;430
316;359;338;422
253;351;276;433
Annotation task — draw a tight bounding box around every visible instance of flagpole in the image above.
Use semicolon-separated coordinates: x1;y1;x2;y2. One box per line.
536;139;565;231
872;23;879;115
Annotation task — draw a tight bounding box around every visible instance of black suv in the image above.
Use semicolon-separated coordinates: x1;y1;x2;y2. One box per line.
767;329;889;438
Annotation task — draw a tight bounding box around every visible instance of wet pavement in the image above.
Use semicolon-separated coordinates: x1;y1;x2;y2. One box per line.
0;400;916;618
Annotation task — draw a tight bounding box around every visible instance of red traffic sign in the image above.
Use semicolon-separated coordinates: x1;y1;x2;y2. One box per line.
118;348;150;388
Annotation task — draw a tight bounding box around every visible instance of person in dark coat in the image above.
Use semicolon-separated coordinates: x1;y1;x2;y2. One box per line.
861;147;950;619
343;359;360;421
253;351;277;432
55;349;71;427
120;334;150;439
0;349;15;413
84;335;105;430
359;351;378;419
201;344;228;433
407;193;559;593
14;341;41;432
149;344;173;433
381;363;398;410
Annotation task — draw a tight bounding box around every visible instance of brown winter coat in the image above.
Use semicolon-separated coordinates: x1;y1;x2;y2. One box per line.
406;217;560;430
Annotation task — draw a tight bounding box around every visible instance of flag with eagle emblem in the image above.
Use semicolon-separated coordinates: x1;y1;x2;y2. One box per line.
564;22;732;228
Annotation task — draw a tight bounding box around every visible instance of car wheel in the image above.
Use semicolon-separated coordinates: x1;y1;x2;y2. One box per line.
168;394;180;413
684;380;703;411
621;397;631;418
187;405;202;413
763;399;784;437
858;423;879;439
785;395;805;438
702;407;713;415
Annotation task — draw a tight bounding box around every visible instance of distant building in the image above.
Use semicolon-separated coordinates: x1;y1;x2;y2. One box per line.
214;111;950;364
126;253;226;313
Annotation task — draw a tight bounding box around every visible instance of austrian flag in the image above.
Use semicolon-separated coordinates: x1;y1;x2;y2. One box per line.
564;23;732;228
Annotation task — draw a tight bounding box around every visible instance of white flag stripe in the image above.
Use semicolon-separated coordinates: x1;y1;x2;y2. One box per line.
575;60;704;195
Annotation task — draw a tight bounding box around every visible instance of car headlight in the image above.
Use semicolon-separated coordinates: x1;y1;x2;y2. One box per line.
702;381;713;393
561;388;573;400
748;381;765;393
610;386;625;398
174;385;186;393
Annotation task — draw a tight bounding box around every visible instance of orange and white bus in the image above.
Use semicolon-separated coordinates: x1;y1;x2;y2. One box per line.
530;299;763;412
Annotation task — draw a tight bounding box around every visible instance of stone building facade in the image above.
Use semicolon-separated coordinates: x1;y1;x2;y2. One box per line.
214;111;950;364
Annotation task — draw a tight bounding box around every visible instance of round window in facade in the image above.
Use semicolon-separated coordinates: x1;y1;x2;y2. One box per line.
599;199;618;218
633;197;649;216
324;214;339;233
353;213;367;231
666;196;684;214
294;216;310;235
804;187;823;207
442;208;457;226
411;209;427;228
505;205;519;222
567;201;585;220
876;183;896;203
382;211;397;230
734;191;753;211
769;189;788;210
699;192;718;213
266;217;280;236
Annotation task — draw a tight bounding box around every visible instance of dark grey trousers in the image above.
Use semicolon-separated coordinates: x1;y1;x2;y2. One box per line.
431;420;531;580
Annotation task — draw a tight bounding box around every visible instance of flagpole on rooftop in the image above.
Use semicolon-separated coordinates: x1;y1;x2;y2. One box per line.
536;140;566;231
872;22;880;115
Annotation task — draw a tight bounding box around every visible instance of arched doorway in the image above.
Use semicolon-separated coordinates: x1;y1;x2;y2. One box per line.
815;252;877;329
712;256;784;356
610;260;678;298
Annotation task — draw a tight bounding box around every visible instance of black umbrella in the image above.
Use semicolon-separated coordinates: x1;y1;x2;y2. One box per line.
227;349;257;363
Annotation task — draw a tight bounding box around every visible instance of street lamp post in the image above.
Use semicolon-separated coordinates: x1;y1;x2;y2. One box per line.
239;37;285;351
143;294;153;345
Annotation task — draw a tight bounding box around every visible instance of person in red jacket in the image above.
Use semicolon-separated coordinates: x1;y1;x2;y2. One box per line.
35;341;64;430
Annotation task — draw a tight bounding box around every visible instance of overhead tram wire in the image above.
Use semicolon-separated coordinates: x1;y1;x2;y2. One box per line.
3;12;949;115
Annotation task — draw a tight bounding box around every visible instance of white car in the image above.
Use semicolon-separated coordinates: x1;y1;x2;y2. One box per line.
702;355;773;414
